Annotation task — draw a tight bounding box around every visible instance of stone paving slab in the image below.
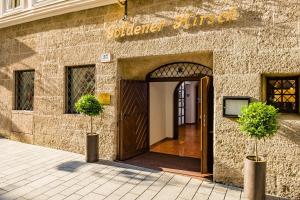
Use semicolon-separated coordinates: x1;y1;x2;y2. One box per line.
0;138;244;200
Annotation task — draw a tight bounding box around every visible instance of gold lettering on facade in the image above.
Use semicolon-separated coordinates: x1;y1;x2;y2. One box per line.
107;20;166;39
134;25;142;35
107;29;114;39
199;15;205;26
107;7;239;39
173;16;182;29
150;24;158;32
114;29;121;38
121;26;126;37
222;7;239;21
217;14;225;24
192;15;197;26
206;15;215;25
141;24;150;33
126;24;134;36
173;14;192;29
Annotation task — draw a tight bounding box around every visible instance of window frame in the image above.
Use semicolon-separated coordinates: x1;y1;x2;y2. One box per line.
3;0;24;14
65;65;96;114
6;0;21;10
32;0;65;8
266;76;299;113
14;69;35;111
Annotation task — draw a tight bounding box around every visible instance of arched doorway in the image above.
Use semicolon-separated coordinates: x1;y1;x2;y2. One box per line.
118;62;213;175
171;81;201;157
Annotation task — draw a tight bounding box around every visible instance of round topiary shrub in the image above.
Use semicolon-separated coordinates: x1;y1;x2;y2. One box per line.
238;102;279;161
75;94;104;135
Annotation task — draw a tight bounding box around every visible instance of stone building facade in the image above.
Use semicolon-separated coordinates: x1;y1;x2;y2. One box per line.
0;0;299;199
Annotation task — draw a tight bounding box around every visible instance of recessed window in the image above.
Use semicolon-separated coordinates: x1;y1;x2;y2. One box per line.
15;70;35;111
6;0;21;9
66;65;95;114
266;77;299;113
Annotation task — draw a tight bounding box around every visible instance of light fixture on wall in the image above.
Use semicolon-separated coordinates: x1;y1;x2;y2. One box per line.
223;96;251;118
118;0;128;21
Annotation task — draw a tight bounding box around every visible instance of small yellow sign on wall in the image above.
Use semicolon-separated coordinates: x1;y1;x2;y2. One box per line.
98;93;111;105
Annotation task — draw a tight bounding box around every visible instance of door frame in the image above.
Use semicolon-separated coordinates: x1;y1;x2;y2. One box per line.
117;62;214;173
200;76;214;173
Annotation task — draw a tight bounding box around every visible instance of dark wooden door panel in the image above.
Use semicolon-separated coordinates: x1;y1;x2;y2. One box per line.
119;80;149;160
200;76;213;173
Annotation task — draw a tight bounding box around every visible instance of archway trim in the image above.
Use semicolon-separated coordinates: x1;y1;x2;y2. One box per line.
146;62;213;82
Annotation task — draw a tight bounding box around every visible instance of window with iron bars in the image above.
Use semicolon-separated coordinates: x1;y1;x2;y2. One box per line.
66;65;95;114
266;77;299;113
15;70;35;111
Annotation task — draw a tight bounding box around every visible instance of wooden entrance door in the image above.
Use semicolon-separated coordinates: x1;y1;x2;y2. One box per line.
200;76;214;173
118;80;149;160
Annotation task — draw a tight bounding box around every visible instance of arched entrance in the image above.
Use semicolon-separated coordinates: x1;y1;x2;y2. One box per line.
118;62;213;175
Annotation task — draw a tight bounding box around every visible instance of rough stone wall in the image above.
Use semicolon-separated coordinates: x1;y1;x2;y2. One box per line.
0;0;299;199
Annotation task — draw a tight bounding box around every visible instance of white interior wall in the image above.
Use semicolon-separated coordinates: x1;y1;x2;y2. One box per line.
149;83;165;145
149;82;178;145
185;82;198;124
164;83;179;138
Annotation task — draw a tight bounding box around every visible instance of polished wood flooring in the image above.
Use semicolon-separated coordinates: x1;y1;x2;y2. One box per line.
151;124;201;159
123;152;212;179
122;125;213;179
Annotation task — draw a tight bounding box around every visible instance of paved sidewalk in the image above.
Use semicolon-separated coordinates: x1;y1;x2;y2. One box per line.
0;138;245;200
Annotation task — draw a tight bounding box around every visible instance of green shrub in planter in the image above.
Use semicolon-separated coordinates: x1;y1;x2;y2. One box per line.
75;94;104;135
238;102;279;161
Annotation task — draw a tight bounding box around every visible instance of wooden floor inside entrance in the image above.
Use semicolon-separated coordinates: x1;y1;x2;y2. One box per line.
151;125;201;159
122;125;212;179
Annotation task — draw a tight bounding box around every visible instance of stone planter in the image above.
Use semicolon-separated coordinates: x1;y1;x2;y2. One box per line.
86;134;99;163
244;156;266;200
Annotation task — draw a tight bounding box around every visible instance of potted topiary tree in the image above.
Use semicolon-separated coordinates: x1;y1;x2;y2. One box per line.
75;94;104;163
238;102;279;200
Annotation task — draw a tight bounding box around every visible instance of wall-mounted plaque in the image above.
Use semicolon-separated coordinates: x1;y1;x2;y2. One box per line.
223;96;251;118
98;93;111;105
100;53;112;63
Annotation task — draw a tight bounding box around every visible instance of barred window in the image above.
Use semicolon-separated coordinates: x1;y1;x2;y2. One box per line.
66;65;95;114
267;77;299;113
15;70;35;111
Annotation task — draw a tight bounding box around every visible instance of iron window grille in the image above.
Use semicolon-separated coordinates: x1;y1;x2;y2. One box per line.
66;65;95;114
266;77;299;113
147;62;213;82
15;70;35;111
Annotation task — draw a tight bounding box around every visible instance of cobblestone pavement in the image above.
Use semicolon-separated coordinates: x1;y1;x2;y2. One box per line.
0;138;245;200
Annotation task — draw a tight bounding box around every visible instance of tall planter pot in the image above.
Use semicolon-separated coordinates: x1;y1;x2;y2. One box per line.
86;134;99;163
244;156;266;200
